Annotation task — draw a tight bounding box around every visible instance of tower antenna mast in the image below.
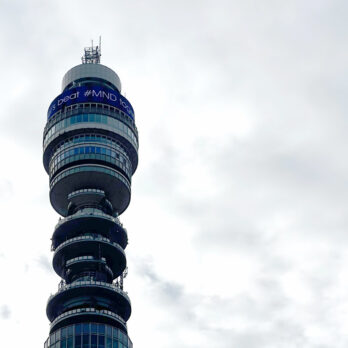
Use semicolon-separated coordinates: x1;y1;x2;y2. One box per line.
81;37;101;64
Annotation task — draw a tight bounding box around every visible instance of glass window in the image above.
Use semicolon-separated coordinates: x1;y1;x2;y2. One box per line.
99;335;105;347
112;339;118;348
106;326;112;337
91;335;97;348
83;323;90;334
67;337;73;348
62;328;67;339
91;323;98;334
83;334;89;348
61;339;67;348
75;324;82;335
98;324;105;335
107;337;112;348
120;332;127;344
75;335;81;348
68;326;73;337
50;333;56;344
56;330;61;342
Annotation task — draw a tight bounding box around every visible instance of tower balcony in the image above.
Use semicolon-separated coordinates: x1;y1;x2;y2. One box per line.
62;256;114;282
53;236;126;279
49;307;127;334
49;164;131;216
52;235;126;280
47;280;131;324
52;208;128;249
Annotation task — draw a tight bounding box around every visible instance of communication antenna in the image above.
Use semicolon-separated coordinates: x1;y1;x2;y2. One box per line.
81;36;102;64
99;36;101;56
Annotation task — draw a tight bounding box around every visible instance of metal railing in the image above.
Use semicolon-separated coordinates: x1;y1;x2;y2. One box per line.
48;280;130;303
52;233;126;253
55;208;123;229
66;256;106;266
50;307;127;330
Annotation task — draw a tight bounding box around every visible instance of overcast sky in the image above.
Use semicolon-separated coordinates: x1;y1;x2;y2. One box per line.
0;0;347;347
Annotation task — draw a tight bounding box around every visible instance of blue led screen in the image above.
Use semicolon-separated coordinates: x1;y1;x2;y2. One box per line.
47;85;134;120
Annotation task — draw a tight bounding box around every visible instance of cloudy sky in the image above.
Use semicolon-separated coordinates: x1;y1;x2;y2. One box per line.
0;0;347;347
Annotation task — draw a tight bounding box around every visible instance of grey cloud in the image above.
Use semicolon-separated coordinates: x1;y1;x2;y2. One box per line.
146;119;348;248
134;258;323;348
136;258;196;320
0;305;11;320
36;254;53;274
133;103;348;345
0;179;13;201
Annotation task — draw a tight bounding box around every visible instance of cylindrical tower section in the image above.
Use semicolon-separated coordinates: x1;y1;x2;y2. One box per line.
43;44;137;348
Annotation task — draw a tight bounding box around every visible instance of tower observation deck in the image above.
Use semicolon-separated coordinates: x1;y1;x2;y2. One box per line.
43;43;138;348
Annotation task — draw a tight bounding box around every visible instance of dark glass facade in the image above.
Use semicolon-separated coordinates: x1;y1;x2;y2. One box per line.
44;323;132;348
43;56;138;347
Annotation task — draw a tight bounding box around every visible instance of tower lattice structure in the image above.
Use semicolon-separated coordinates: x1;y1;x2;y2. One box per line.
43;45;138;348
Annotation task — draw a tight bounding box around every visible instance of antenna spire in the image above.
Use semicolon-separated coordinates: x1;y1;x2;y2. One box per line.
82;36;102;64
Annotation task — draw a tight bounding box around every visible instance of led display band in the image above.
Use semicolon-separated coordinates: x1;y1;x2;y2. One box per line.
48;85;134;120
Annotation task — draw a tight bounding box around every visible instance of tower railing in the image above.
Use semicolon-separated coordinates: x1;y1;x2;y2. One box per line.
48;279;130;303
52;234;125;252
55;208;123;228
50;308;127;330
